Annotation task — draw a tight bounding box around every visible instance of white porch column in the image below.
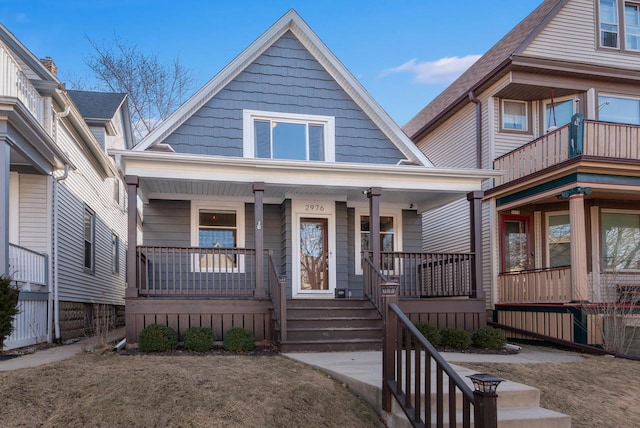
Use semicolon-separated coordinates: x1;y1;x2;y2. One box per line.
0;140;9;277
567;189;590;302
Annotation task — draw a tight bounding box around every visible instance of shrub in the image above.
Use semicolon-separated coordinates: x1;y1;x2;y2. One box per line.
0;275;19;349
138;324;178;352
414;322;441;346
223;327;255;352
184;327;215;352
472;326;506;350
440;327;471;350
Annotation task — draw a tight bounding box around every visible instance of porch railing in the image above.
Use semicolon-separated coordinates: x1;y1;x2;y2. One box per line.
384;301;492;427
381;251;475;298
8;243;48;289
494;120;640;186
363;254;387;313
498;266;571;303
0;40;48;129
268;250;287;343
493;123;570;186
136;246;262;297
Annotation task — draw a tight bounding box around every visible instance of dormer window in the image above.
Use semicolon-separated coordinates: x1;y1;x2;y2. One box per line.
243;110;335;161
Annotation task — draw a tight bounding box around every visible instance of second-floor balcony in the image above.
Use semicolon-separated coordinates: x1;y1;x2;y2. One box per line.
493;119;640;186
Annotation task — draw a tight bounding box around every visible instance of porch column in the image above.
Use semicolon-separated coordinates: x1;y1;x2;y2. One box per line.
125;175;139;299
368;187;382;271
253;182;266;298
0;140;9;277
467;191;485;299
568;189;590;302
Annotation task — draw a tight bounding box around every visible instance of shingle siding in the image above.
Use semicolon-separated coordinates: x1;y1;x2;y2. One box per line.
163;31;404;164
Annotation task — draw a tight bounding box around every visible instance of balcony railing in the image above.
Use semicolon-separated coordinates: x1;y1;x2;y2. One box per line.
136;246;266;297
0;40;48;129
494;120;640;186
8;243;48;289
498;266;571;304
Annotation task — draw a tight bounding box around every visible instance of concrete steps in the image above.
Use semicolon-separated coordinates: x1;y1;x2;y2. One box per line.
280;299;383;352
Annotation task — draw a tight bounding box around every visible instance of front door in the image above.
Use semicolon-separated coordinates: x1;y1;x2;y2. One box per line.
299;218;329;291
292;200;336;298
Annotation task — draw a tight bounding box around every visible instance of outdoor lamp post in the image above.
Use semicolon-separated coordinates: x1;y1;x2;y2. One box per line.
381;281;399;296
467;373;504;428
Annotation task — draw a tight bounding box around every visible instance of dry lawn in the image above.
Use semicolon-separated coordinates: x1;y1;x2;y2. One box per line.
459;355;640;428
0;353;384;427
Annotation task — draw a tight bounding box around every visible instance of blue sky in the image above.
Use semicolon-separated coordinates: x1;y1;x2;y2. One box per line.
1;0;542;125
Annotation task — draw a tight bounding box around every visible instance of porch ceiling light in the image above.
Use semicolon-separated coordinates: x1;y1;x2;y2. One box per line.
467;373;504;394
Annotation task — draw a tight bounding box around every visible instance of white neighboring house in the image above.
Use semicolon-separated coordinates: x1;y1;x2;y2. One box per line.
0;24;132;349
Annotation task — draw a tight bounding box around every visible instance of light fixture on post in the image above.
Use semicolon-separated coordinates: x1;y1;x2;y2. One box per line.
467;373;504;428
380;281;398;296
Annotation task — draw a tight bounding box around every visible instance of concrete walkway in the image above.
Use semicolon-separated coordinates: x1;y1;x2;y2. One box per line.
0;328;125;372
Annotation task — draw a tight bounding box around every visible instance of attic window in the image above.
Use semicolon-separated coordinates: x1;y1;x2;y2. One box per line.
599;0;620;48
243;110;335;162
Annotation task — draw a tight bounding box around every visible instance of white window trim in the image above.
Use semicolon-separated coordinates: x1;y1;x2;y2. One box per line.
501;99;528;132
545;211;570;269
190;200;246;273
600;208;640;272
625;2;640;51
543;95;576;133
354;207;403;275
243;109;335;162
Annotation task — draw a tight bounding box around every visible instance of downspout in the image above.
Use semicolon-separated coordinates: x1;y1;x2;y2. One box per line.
468;91;482;169
52;104;71;342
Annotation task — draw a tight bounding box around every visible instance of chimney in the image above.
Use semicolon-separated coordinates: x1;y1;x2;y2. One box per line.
40;57;57;76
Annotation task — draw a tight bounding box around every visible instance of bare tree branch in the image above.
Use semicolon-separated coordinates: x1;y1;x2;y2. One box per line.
80;35;195;142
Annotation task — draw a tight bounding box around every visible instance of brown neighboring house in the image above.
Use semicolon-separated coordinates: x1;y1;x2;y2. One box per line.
406;0;640;347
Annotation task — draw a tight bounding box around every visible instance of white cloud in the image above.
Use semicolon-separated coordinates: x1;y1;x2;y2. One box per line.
381;55;481;84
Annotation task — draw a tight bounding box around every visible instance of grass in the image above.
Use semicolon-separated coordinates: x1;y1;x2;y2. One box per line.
0;353;384;427
458;354;640;428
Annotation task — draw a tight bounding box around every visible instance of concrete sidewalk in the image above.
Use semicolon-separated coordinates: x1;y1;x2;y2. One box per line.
0;328;125;372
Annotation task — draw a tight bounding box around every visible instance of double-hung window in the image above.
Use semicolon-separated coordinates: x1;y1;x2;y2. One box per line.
501;100;528;131
546;212;571;268
112;233;120;274
598;0;640;50
543;97;575;131
191;202;245;272
243;110;335;162
84;207;95;272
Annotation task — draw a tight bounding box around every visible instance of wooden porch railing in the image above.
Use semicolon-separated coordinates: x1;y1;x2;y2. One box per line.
493;124;570;186
268;250;287;343
384;300;497;427
8;243;48;288
363;254;387;313
0;40;48;130
381;251;476;298
582;120;640;158
498;266;571;303
136;246;265;297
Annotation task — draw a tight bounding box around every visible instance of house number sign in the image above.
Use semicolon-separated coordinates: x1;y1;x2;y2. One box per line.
304;204;325;212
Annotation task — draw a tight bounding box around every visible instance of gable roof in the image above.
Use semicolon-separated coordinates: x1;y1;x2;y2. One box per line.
68;90;127;120
134;10;432;166
404;0;565;140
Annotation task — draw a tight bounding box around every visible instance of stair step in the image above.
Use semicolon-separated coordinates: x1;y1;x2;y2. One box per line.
288;318;382;329
286;299;374;308
287;308;379;318
286;327;382;341
280;338;382;352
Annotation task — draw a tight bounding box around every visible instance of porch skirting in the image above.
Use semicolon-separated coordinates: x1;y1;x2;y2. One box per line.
125;298;273;349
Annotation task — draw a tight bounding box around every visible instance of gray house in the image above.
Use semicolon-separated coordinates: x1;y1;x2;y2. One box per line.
113;10;496;351
1;23;132;349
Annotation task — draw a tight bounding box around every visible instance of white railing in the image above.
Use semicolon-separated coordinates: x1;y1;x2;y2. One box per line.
3;298;49;350
0;40;47;127
8;243;48;289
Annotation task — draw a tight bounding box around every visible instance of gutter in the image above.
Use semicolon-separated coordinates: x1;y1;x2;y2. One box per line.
468;90;482;169
51;105;71;343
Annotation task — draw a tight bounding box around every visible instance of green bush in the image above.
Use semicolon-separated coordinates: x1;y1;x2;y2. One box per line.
184;327;215;352
138;324;178;352
440;327;471;350
414;322;441;346
223;327;255;352
472;326;506;350
0;275;19;349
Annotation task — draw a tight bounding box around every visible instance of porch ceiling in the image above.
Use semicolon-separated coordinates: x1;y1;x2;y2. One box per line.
114;150;500;212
